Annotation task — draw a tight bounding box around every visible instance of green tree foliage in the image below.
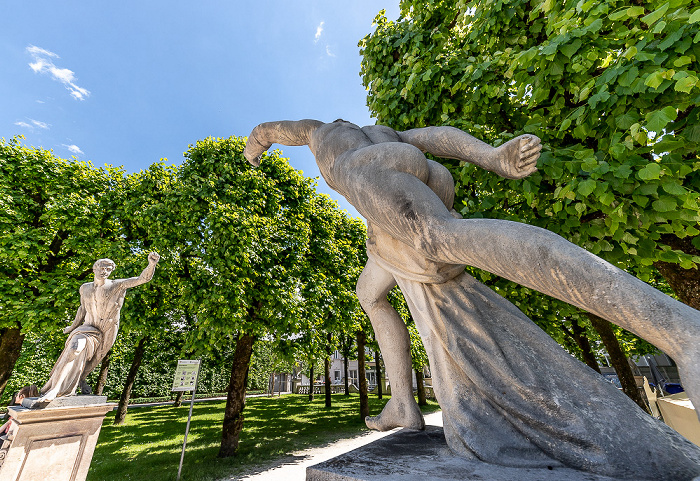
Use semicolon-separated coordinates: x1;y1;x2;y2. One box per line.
171;137;370;456
359;0;700;361
0;137;125;396
297;194;368;405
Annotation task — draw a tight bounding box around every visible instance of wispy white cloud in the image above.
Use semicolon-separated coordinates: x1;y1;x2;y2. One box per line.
63;144;84;155
27;45;59;59
31;119;50;129
314;21;324;43
325;45;336;57
14;118;50;130
26;45;90;100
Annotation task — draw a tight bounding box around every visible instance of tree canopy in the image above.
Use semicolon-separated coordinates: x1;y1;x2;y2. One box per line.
359;0;700;365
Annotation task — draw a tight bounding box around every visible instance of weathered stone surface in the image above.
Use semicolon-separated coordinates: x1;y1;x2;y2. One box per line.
21;395;107;409
244;119;700;479
0;401;115;481
306;426;621;481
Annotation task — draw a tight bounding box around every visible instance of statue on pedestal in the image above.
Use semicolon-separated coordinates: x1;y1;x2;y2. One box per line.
243;119;700;480
30;253;160;407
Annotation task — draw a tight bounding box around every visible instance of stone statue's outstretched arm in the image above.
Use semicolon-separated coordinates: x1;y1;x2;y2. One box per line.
243;120;324;166
117;252;160;289
64;304;86;334
398;126;541;180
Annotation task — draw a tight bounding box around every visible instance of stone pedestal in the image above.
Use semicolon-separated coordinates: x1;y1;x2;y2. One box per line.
0;397;115;481
306;426;625;481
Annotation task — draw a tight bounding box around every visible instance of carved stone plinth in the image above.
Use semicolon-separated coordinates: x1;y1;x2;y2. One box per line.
0;397;115;481
306;426;625;481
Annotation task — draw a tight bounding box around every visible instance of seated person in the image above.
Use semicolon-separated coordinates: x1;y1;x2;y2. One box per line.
0;385;38;436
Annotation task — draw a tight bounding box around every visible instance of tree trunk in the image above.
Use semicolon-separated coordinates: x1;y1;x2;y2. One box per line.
174;390;184;407
342;351;349;396
654;233;700;310
356;330;369;419
588;314;649;413
374;350;383;399
218;332;255;458
415;369;427;406
571;321;601;374
324;356;332;408
95;349;112;395
114;336;149;425
308;364;314;401
0;325;25;399
325;332;332;408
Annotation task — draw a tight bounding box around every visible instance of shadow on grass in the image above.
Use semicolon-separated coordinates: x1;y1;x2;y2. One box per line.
88;394;440;481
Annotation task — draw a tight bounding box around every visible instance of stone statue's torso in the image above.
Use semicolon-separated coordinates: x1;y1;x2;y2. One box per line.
79;280;127;332
309;122;401;192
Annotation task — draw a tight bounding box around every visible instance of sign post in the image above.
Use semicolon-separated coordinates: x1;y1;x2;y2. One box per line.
172;360;201;481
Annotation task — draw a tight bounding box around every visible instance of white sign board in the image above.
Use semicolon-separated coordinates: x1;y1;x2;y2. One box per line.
172;360;200;392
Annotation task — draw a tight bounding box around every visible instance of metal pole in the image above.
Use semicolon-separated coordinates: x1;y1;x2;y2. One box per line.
177;366;199;481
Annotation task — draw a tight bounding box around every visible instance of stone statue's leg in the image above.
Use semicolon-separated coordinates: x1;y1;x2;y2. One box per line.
356;258;424;431
335;142;700;413
38;334;88;402
79;379;93;395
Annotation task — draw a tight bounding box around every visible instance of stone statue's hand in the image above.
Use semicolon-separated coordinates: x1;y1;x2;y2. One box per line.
148;252;160;264
63;325;74;334
243;131;271;167
492;135;541;180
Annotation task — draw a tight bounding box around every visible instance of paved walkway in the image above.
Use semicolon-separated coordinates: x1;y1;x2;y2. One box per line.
220;411;443;481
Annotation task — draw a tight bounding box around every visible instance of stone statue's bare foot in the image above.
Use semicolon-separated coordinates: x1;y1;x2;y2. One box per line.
365;397;425;431
492;135;541;179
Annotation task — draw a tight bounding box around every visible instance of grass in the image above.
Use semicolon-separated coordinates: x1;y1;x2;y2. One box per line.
88;393;440;481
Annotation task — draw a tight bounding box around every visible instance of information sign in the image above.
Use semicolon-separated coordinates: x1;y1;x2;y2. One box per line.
172;360;200;392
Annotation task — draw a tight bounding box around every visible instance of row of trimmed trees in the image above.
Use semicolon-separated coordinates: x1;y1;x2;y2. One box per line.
0;136;375;456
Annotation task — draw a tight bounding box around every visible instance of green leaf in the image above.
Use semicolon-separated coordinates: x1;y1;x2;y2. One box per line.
638;163;662;180
652;196;677;212
674;56;692;67
690;9;700;23
615;112;636;129
577;179;596;196
626;6;645;17
609;9;628;21
645;106;678;133
641;2;669;26
645;71;665;89
618;67;639;87
661;181;685;195
600;192;615;206
560;39;582;59
675;76;698;93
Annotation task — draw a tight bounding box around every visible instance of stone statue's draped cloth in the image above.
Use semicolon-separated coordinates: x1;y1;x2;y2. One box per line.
40;325;102;397
367;222;700;479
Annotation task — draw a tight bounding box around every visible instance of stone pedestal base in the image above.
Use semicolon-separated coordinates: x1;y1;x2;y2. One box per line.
306;426;623;481
0;397;115;481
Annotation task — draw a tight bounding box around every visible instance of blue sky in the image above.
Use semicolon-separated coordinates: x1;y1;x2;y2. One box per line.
1;1;402;217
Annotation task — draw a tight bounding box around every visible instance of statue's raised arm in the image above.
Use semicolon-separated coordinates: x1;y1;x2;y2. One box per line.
243;120;324;166
398;126;541;180
114;252;160;289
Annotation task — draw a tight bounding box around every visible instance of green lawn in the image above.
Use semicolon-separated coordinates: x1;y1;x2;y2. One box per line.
88;394;440;481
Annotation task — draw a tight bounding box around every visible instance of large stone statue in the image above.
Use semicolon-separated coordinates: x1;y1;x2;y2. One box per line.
34;253;160;405
243;119;700;480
